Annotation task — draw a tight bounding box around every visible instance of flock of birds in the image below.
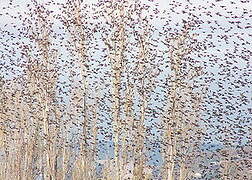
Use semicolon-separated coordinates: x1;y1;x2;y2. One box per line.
0;0;251;179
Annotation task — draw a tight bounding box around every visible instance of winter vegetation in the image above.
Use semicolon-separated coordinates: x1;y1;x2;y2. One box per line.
0;0;251;179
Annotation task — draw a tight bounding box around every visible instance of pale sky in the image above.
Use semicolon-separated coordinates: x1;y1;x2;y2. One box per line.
0;0;251;149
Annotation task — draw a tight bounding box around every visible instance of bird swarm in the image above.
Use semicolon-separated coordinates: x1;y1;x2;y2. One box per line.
0;0;251;180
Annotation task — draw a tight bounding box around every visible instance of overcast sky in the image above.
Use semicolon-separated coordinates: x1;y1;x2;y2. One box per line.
0;0;251;149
